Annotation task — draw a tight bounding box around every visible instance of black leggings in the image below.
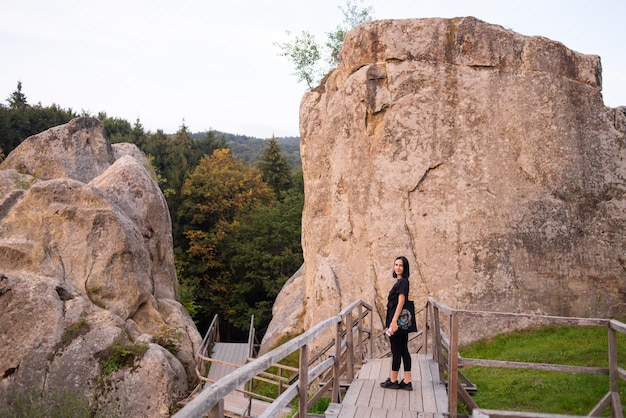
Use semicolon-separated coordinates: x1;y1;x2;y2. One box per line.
390;332;411;373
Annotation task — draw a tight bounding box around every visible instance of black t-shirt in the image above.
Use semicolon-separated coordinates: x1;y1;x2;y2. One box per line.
386;277;409;328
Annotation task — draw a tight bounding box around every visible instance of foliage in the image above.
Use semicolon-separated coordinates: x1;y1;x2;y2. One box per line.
86;285;106;309
459;325;626;414
221;181;304;332
276;30;322;89
275;0;374;89
98;342;149;377
179;149;275;334
11;172;37;190
57;316;90;351
98;112;133;143
0;388;93;418
326;0;374;65
177;276;199;318
154;325;183;355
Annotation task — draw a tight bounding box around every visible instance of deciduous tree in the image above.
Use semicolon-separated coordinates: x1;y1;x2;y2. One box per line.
179;149;273;334
275;0;374;89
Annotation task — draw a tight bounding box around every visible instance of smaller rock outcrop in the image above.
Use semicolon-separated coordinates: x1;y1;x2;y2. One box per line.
0;117;201;416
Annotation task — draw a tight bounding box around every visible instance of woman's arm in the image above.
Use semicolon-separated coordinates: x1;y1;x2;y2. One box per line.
390;293;405;333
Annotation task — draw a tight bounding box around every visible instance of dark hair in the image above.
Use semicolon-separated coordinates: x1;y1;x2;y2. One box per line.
392;256;410;279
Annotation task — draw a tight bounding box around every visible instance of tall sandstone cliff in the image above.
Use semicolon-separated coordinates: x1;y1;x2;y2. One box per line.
0;117;202;416
262;17;626;350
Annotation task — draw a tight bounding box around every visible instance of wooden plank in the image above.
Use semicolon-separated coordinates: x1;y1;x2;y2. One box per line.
341;378;364;406
359;360;373;379
370;357;384;380
429;360;448;412
356;379;375;407
369;381;386;409
386;408;403;418
395;387;411;410
365;407;386;417
462;358;608;375
222;394;281;417
409;377;424;411
420;358;438;413
326;402;342;418
412;353;422;381
338;404;358;418
381;383;398;409
355;406;373;418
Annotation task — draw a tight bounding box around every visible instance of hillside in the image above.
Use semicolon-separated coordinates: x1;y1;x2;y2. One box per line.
191;131;301;170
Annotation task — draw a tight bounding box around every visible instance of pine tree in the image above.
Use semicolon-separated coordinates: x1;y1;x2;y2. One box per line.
7;81;27;109
258;136;292;201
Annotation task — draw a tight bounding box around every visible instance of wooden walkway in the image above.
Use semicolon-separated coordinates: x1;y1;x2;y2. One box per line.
208;342;250;382
325;354;448;418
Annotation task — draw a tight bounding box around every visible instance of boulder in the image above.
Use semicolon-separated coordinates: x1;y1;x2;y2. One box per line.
263;17;626;349
0;117;201;416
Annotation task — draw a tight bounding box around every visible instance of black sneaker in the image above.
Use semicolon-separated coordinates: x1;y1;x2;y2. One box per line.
379;378;399;389
398;381;413;391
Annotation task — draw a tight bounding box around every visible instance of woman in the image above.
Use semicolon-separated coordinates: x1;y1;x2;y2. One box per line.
380;256;412;391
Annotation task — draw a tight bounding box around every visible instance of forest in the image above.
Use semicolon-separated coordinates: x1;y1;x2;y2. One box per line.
0;83;304;341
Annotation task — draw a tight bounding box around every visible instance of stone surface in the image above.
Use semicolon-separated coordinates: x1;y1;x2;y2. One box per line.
263;17;626;349
0;117;201;416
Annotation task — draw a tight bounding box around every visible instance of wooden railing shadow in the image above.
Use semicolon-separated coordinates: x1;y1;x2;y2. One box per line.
174;299;374;418
425;297;626;417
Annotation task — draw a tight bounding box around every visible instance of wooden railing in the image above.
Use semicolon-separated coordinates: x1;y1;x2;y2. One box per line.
173;299;374;418
425;297;626;417
196;314;219;381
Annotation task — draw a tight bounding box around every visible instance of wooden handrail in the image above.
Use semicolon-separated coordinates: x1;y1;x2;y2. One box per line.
195;314;219;379
174;299;374;418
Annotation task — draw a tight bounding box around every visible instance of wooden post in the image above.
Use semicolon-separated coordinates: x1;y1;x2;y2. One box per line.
448;312;459;414
368;302;374;359
299;344;309;418
357;304;364;362
333;320;342;402
608;324;623;417
432;305;441;364
206;399;223;418
424;301;430;355
346;312;355;383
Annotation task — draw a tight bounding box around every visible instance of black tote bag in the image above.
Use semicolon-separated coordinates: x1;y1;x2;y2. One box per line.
396;300;418;333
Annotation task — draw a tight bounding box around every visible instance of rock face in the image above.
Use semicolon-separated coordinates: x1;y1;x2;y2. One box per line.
0;117;202;416
262;17;626;349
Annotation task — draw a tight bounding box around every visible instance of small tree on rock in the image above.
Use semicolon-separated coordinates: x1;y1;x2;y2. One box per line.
275;0;374;89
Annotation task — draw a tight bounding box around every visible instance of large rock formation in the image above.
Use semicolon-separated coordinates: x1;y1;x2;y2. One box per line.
263;17;626;349
0;117;202;416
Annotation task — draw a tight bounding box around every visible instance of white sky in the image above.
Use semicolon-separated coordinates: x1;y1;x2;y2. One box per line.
1;0;624;138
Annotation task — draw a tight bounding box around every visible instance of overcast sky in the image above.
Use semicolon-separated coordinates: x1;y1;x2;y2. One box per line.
2;0;624;138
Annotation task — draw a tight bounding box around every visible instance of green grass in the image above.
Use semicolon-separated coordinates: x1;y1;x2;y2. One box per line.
459;325;626;415
0;388;92;417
